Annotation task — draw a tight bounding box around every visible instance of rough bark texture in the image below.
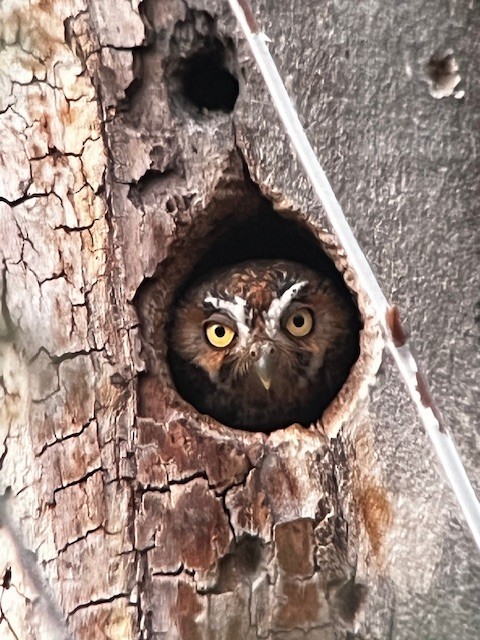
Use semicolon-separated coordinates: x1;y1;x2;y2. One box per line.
0;0;479;639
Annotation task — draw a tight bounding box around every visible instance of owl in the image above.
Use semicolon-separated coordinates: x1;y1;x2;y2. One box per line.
168;260;359;431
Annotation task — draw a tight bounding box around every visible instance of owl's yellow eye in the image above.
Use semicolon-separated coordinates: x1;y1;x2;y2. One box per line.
285;308;314;337
205;323;235;348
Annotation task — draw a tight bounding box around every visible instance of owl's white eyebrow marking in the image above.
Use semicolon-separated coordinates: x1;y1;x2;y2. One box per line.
204;294;250;343
264;281;308;337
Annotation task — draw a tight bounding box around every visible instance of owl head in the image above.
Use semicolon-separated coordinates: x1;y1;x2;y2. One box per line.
168;259;359;431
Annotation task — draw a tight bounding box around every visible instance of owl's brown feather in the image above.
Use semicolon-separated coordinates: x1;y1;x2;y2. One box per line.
168;260;359;431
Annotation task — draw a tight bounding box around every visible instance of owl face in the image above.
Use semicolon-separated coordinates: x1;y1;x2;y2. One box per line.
169;260;359;431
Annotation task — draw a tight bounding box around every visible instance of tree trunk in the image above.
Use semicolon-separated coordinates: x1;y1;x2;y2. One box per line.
1;0;479;639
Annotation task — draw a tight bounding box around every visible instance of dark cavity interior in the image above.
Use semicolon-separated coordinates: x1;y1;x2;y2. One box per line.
180;45;239;112
179;211;350;290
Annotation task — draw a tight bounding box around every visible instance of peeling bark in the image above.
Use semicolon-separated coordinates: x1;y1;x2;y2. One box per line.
1;0;479;639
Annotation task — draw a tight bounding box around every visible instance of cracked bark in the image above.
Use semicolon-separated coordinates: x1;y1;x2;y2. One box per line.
1;1;479;640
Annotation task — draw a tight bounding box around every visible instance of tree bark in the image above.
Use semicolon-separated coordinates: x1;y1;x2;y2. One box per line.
1;0;479;639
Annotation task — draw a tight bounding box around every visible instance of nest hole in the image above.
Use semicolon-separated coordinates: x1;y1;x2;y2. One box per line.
135;170;373;436
166;210;361;432
133;169;361;431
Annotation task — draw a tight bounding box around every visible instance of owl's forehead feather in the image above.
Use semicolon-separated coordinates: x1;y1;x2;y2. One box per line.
205;261;312;305
263;280;308;335
203;294;249;340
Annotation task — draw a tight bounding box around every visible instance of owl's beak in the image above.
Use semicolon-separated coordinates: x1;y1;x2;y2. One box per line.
254;354;273;391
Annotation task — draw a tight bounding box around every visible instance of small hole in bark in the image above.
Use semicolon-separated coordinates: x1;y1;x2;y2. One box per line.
180;48;239;112
2;567;11;589
138;169;174;191
167;11;239;115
